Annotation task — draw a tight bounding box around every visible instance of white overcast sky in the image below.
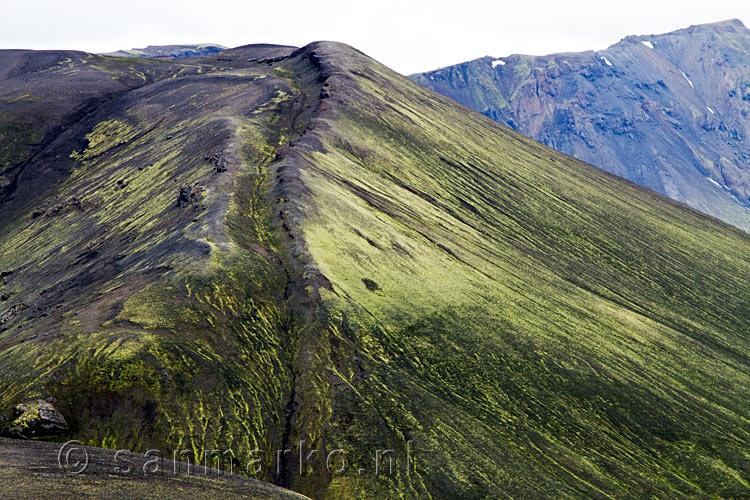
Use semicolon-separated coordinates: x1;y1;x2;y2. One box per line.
1;0;747;74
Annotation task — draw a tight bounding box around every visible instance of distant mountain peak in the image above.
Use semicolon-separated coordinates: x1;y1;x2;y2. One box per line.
645;18;747;38
412;20;750;230
104;43;227;59
709;18;746;28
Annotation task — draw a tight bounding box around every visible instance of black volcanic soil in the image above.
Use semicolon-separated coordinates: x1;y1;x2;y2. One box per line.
0;437;308;499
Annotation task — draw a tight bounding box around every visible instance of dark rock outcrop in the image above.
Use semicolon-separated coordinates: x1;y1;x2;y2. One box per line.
7;399;67;438
176;185;204;209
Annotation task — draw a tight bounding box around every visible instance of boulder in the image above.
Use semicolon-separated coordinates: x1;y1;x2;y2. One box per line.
7;399;67;438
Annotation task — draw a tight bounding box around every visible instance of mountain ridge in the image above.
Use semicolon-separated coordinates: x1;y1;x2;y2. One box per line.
1;40;750;499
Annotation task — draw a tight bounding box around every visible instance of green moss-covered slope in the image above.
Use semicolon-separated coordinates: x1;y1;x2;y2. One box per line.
1;41;750;499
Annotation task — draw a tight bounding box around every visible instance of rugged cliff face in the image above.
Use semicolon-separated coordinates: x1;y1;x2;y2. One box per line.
0;437;310;499
412;19;750;230
1;41;750;499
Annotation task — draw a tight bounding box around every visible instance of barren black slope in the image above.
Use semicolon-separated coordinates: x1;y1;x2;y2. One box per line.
1;41;750;499
0;437;310;499
412;19;750;230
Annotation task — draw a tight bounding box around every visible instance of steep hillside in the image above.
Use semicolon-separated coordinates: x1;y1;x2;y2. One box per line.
1;41;750;499
412;19;750;230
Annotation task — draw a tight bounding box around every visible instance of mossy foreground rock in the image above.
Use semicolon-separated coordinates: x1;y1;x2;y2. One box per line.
0;41;750;499
7;399;67;438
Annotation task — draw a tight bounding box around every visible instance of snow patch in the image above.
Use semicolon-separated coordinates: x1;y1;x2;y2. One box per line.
642;41;654;49
601;56;613;67
680;71;694;88
492;59;505;68
707;106;715;114
706;177;723;188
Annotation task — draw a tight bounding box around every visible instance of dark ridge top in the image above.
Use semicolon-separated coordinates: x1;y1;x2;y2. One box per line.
2;36;750;499
192;43;298;64
232;43;298;51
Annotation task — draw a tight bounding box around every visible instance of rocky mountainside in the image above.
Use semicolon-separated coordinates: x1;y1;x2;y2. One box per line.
104;44;228;58
412;19;750;230
1;42;750;499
